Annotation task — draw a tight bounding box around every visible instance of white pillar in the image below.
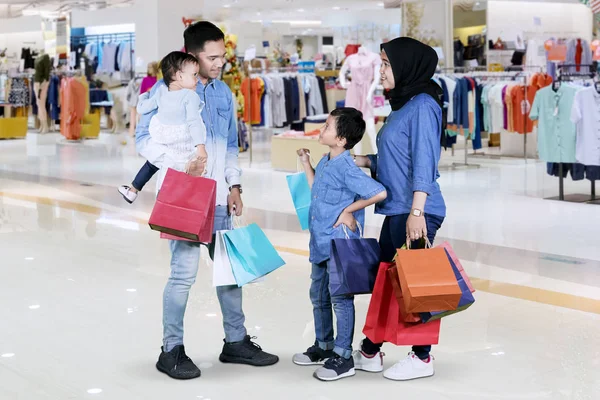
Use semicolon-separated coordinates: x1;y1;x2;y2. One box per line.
134;0;204;71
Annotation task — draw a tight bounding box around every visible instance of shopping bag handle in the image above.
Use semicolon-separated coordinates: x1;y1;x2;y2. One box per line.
341;221;363;239
185;157;208;177
404;236;432;250
229;207;245;230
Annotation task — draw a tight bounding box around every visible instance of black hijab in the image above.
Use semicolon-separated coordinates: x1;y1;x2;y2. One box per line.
381;37;443;111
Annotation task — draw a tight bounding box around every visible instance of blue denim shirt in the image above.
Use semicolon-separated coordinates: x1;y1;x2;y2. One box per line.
309;151;386;264
136;79;240;206
368;94;446;217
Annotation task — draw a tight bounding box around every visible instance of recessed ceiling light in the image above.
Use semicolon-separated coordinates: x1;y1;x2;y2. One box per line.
1;353;15;358
297;8;305;12
377;2;385;7
126;288;137;292
29;305;40;310
25;257;34;261
87;388;103;394
223;4;231;8
332;6;340;10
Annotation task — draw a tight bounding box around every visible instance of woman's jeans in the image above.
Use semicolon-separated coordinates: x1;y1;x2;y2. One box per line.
162;206;247;352
310;261;355;359
362;213;445;360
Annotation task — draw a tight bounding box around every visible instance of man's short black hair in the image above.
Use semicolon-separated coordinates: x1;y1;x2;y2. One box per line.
330;107;366;150
160;51;199;87
184;21;225;55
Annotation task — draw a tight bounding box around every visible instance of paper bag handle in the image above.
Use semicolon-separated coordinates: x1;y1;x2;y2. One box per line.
341;221;363;239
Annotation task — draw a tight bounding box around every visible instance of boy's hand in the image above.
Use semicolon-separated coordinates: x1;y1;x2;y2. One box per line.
334;210;357;232
297;148;311;165
186;158;205;177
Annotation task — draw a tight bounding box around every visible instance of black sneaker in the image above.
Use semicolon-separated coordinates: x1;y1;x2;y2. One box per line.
292;343;334;366
314;353;356;381
156;345;201;380
219;335;279;367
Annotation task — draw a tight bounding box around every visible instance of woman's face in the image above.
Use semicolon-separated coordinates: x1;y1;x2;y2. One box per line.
380;50;395;90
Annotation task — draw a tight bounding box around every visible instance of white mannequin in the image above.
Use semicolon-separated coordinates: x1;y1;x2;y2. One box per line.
339;46;380;154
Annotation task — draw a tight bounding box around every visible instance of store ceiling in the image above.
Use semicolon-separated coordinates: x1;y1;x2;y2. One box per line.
0;0;132;18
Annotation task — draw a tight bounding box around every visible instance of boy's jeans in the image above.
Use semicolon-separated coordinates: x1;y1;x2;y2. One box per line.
310;261;355;359
163;206;247;352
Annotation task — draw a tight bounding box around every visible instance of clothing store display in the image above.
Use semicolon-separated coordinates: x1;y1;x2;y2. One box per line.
530;85;579;163
343;51;381;120
34;54;51;83
454;40;465;67
140;76;157;94
60;77;88;140
7;77;31;106
241;77;264;124
21;48;37;70
571;87;600;166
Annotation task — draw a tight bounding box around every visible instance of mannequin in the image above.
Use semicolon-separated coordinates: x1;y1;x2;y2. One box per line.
339;46;381;154
34;51;51;133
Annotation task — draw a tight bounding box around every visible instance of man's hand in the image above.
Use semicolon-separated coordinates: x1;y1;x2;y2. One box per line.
228;188;243;216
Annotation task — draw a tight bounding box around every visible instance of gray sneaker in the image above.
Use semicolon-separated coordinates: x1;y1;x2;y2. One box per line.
293;343;334;366
314;354;356;381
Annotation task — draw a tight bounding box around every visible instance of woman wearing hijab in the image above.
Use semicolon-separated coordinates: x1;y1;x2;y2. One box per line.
353;37;446;381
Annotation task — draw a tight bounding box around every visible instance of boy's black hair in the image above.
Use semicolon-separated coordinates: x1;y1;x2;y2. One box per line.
331;107;366;150
161;51;199;87
184;21;225;55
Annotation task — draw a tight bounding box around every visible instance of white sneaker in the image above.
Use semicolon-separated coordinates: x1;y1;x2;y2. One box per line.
118;185;138;204
352;349;384;373
383;352;434;381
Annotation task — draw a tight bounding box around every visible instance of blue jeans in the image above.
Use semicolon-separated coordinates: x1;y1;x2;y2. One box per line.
362;213;445;360
310;261;355;359
163;205;247;352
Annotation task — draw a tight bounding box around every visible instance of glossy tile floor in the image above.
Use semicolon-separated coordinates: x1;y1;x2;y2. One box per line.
1;132;599;400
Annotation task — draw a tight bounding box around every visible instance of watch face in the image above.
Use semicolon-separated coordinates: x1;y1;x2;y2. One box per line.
413;209;422;217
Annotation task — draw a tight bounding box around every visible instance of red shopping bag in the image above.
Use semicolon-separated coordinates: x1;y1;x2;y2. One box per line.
363;262;441;346
148;168;216;243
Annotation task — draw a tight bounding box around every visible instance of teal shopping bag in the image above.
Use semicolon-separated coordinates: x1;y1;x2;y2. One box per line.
286;172;311;230
223;223;286;286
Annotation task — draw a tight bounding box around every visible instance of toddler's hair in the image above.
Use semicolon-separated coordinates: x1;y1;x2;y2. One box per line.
160;51;199;87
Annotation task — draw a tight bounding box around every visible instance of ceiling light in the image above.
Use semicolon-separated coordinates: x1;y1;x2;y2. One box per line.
297;8;305;12
87;388;103;394
29;305;40;310
126;288;137;292
25;257;34;261
332;6;340;10
223;4;231;8
377;2;385;7
1;353;15;358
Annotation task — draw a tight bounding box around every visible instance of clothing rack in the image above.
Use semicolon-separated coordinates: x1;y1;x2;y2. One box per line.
546;64;599;204
71;32;135;80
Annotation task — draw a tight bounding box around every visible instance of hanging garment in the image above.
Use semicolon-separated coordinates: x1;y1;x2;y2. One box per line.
119;42;133;75
100;42;118;73
60;77;87;140
126;78;141;108
530;84;579;163
8;78;30;106
571;86;600;166
317;77;328;114
344;52;381;120
48;75;61;120
241;77;264;125
140;76;157;95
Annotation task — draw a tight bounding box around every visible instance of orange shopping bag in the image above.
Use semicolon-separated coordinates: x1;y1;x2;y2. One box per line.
395;242;462;313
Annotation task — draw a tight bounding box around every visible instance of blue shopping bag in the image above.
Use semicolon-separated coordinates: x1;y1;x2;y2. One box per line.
329;223;381;296
286;172;311;230
420;249;475;322
223;223;286;287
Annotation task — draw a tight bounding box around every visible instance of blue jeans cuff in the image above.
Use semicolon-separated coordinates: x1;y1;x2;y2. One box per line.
334;346;353;359
317;340;335;351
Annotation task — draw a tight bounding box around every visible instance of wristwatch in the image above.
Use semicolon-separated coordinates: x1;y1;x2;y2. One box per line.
230;184;243;194
411;208;423;217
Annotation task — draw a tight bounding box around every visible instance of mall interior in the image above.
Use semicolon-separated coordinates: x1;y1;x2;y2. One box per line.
0;0;599;398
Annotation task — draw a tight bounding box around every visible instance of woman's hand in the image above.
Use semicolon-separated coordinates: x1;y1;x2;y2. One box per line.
354;155;372;169
406;214;427;242
334;210;357;232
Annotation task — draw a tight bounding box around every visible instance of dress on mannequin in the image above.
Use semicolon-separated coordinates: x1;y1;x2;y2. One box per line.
34;53;51;133
339;47;381;153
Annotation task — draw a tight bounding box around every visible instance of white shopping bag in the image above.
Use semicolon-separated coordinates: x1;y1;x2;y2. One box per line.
212;230;237;287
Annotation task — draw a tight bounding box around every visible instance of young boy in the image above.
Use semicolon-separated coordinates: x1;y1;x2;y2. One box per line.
294;107;387;381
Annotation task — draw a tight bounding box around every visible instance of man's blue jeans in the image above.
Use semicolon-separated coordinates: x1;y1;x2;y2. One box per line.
163;206;247;352
310;261;355;359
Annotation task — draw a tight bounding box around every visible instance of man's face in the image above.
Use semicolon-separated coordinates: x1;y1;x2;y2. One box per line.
195;40;227;82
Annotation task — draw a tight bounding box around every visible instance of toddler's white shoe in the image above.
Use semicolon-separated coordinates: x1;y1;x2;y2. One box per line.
383;352;434;381
118;185;138;204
